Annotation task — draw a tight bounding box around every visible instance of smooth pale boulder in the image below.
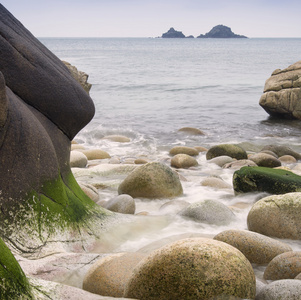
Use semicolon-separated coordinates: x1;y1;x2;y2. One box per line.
249;153;281;168
118;162;183;198
124;238;256;299
169;146;199;156
214;229;292;265
206;144;248;160
279;155;297;164
80;149;111;160
170;153;198;169
102;135;131;143
179;199;235;225
104;194;136;214
177;127;205;135
255;279;301;299
83;252;145;297
264;252;301;280
208;155;234;167
159;200;190;214
201;177;232;189
233;166;301;194
247;192;301;239
70;151;88;168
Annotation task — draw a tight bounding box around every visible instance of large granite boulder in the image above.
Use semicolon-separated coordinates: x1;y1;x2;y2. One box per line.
233;166;301;194
247;192;301;239
214;229;292;265
259;61;301;119
197;25;247;38
124;238;256;299
118;162;183;198
0;4;114;256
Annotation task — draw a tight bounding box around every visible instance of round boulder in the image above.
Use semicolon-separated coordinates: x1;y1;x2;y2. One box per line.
214;229;292;265
208;155;234;167
255;279;301;299
261;145;301;160
83;252;145;297
118;162;183;198
249;153;281;168
171;154;198;169
206;144;248;160
279;155;297;164
102;135;131;143
124;238;256;299
169;146;199;156
177;127;205;135
80;149;111;160
70;150;88;168
201;177;232;190
247;192;301;239
179;199;235;225
78;182;99;203
104;194;136;214
264;251;301;280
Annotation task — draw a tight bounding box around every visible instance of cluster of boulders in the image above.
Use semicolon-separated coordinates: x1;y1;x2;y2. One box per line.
69;130;301;299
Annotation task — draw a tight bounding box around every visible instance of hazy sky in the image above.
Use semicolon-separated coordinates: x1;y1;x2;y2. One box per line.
1;0;300;38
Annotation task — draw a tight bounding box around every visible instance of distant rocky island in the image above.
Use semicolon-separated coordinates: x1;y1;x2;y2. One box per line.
161;25;247;39
197;25;247;39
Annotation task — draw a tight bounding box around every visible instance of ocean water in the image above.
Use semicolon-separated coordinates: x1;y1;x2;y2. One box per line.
40;37;301;152
40;37;301;285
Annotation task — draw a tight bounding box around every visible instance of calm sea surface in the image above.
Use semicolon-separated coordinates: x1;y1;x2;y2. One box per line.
39;37;301;152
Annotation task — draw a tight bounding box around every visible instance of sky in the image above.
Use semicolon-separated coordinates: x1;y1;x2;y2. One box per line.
1;0;301;38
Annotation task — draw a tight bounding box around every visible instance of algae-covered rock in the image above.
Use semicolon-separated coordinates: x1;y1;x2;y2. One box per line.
124;238;256;299
118;162;183;198
264;251;301;280
247;192;301;239
206;144;248;160
214;229;292;265
0;237;33;299
233;166;301;194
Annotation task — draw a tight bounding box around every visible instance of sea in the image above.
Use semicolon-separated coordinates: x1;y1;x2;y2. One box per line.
39;37;301;282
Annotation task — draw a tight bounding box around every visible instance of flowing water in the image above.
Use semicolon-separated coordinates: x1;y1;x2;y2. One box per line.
40;37;301;281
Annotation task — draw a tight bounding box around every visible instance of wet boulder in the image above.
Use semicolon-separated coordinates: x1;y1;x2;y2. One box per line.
170;153;198;169
118;162;183;198
124;238;256;299
249;153;281;168
206;144;247;160
214;229;292;265
247;192;301;239
233;166;301;194
169;146;199;156
104;194;136;214
179;199;236;225
264;251;301;280
261;145;301;160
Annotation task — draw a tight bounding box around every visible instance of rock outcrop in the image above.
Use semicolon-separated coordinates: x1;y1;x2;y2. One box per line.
259;61;301;119
162;27;185;38
197;25;247;38
0;4;115;257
